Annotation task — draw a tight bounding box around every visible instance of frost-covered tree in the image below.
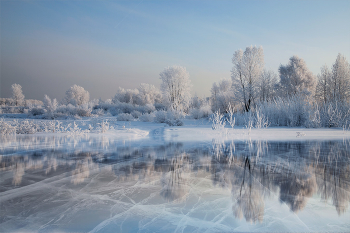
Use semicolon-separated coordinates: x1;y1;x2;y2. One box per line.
43;95;58;113
258;70;278;102
160;66;192;112
278;56;316;98
231;46;264;112
11;84;25;106
315;65;332;103
211;78;234;113
65;85;90;106
112;84;161;106
330;53;350;102
112;87;139;104
136;83;162;105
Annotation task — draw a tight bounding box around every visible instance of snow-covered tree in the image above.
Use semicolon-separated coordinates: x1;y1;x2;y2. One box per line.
330;53;350;102
43;95;58;113
136;83;162;105
211;78;234;113
231;46;264;112
112;87;139;104
65;85;90;106
160;66;192;112
11;84;25;106
316;65;332;103
278;56;316;98
258;70;278;102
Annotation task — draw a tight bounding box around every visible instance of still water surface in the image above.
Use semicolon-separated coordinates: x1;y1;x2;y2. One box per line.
1;135;350;232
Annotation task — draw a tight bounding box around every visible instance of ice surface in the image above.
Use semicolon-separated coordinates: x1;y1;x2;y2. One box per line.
1;130;350;232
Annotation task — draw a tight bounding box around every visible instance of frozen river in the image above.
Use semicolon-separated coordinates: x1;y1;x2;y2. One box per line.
1;134;350;232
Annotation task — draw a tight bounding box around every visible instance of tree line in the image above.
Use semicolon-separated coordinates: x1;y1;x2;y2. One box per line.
2;46;349;127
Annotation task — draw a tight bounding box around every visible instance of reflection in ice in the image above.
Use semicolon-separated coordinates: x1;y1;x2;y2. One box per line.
1;136;350;232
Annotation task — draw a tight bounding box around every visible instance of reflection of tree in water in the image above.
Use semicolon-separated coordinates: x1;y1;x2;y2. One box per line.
71;153;99;184
315;141;350;215
1;139;350;223
232;157;264;223
160;154;191;201
279;172;316;212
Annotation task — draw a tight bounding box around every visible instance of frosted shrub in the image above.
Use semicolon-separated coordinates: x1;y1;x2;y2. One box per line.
189;108;203;119
154;110;184;126
320;102;350;127
210;111;226;130
97;120;109;133
155;110;167;123
167;119;184;126
139;113;155;122
257;96;309;127
92;108;105;116
200;104;213;118
0;119;16;136
131;110;141;119
142;104;156;114
76;108;91;117
117;113;134;121
190;104;213;119
306;103;321;128
254;108;268;129
55;104;91;118
30;107;45;116
226;103;235;129
17;120;37;134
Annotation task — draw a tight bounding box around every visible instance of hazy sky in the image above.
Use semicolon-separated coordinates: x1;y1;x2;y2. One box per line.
1;0;349;101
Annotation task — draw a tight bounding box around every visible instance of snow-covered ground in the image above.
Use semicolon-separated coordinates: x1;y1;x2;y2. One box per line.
2;117;350;142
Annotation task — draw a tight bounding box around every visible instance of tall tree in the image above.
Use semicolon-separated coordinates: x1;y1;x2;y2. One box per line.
331;53;350;102
278;56;316;98
11;83;25;106
316;65;332;103
231;46;264;112
160;66;192;113
258;69;278;102
210;79;234;113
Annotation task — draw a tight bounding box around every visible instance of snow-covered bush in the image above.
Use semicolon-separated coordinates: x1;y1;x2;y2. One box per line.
318;102;350;127
30;107;46;116
154;110;168;123
97;120;109;133
190;104;213;119
226;103;235;129
0;119;16;136
139;113;155;122
92;108;105;116
112;87;139;105
43;95;58;114
257;96;309;127
55;104;91;117
131;110;141;119
254;108;268;129
210;111;226;130
189;108;203;119
17;120;37;134
154;110;184;126
117;113;134;121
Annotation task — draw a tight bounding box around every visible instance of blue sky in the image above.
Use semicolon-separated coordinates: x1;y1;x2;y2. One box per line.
1;0;349;100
